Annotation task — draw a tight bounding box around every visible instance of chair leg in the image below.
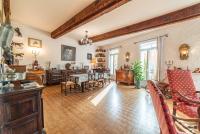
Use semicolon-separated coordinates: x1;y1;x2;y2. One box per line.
61;84;63;93
93;83;95;89
173;101;177;116
198;106;200;131
64;84;67;96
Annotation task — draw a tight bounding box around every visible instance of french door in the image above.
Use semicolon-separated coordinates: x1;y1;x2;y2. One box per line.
140;40;158;80
109;54;118;75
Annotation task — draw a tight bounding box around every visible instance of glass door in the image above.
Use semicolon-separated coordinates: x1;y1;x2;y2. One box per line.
109;54;118;75
109;48;119;75
140;39;158;80
147;49;158;80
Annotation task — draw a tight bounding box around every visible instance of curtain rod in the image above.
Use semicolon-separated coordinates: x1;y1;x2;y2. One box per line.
134;34;168;44
108;45;122;50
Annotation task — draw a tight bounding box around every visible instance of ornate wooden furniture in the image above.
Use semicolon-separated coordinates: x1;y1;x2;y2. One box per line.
46;69;62;85
26;70;45;85
0;85;45;134
167;69;200;132
116;69;134;85
147;80;187;134
9;65;26;73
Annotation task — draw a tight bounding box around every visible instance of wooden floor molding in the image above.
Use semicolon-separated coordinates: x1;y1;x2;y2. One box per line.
43;82;159;134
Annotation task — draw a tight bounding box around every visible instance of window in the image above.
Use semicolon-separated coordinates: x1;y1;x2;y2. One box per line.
140;39;158;80
109;48;119;75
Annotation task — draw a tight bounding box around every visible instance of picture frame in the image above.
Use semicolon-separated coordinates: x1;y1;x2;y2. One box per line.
28;38;42;48
61;45;76;61
87;53;92;60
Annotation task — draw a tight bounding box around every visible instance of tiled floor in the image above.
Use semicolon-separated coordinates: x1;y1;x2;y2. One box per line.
43;82;159;134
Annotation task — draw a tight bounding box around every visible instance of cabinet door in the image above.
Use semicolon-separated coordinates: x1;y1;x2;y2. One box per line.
4;116;39;134
3;91;42;134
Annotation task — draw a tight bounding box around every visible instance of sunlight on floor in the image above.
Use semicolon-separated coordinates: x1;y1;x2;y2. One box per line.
90;82;115;106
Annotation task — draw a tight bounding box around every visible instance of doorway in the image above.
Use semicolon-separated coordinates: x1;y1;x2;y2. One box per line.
140;39;158;80
109;49;119;75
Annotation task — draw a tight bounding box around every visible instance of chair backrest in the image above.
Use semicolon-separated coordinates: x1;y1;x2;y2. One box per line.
167;69;197;99
98;73;104;79
147;80;177;134
88;73;95;81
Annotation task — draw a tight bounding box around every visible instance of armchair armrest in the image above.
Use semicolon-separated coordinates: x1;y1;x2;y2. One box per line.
196;91;200;94
174;91;200;105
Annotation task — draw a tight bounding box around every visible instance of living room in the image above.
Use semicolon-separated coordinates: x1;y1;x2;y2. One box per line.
1;0;200;134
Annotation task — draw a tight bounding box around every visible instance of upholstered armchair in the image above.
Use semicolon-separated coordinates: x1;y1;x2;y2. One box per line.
147;80;187;134
167;69;200;132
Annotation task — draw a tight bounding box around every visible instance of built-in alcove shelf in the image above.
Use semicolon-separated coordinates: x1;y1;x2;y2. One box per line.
95;48;106;68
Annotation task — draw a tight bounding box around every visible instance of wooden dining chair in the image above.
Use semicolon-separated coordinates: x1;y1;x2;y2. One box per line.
97;73;105;87
61;76;76;95
87;73;96;90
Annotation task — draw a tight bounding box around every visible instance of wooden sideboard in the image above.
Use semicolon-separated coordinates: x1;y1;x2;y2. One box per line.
116;69;134;85
9;65;26;73
0;86;45;134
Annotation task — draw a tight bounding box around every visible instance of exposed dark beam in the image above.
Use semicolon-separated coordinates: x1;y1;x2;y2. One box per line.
3;0;11;23
90;3;200;43
51;0;130;39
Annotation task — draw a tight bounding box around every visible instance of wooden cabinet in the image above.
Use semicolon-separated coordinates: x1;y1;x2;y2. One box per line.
0;86;44;134
46;70;62;85
116;70;134;85
9;65;26;73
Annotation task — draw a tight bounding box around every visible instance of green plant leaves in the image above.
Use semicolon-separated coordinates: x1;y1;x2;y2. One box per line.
131;60;144;81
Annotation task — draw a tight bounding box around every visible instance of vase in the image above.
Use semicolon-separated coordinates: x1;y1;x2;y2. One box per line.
136;80;141;89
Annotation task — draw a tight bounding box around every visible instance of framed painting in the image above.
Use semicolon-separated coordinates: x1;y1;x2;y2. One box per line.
61;45;76;61
87;53;92;60
28;38;42;48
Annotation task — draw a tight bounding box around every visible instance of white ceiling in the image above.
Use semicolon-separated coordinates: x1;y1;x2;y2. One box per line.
11;0;94;32
11;0;200;45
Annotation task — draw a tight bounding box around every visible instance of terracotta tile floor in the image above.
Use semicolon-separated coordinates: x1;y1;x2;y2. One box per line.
43;82;159;134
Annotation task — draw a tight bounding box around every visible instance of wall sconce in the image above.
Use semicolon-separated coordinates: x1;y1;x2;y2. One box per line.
125;52;130;62
179;44;190;60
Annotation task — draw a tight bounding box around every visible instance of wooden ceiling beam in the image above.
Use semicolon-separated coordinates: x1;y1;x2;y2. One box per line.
51;0;130;39
3;0;11;23
90;3;200;43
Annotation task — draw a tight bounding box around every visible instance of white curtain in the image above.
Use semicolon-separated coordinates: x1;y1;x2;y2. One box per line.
157;35;167;81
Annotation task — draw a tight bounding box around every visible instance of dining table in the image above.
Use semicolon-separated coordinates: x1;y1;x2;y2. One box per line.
70;73;110;92
70;74;89;92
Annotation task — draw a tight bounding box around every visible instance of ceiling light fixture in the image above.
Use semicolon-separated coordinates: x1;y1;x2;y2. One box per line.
79;31;92;45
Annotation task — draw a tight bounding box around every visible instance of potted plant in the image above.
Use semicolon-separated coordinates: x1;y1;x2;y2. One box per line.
131;60;144;89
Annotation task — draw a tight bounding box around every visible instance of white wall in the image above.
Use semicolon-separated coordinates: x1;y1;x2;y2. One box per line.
11;22;96;69
101;18;200;79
